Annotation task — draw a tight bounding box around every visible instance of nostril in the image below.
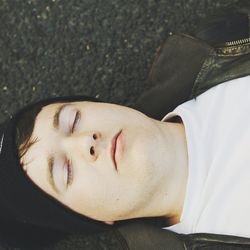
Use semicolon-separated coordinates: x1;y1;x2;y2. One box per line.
90;146;95;155
93;133;97;140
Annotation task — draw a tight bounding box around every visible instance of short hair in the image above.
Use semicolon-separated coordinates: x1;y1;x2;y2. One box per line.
15;103;42;164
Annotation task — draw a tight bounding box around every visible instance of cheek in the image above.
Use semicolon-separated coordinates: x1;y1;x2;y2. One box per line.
63;169;129;218
64;168;115;212
122;130;158;178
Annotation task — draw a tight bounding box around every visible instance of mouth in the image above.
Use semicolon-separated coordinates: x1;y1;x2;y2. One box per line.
111;130;122;170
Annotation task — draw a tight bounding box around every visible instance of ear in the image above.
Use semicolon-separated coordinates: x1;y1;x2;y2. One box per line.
104;221;114;225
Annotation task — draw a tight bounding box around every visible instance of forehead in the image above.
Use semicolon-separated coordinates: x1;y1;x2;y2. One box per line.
23;102;79;160
20;104;62;194
20;103;72;186
22;101;91;161
37;102;70;120
31;103;61;141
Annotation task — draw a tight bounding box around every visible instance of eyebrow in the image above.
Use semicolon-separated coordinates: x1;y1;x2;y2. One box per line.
53;103;70;130
47;103;70;195
47;154;60;195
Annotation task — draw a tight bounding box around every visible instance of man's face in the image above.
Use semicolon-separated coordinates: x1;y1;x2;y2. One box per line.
20;101;168;223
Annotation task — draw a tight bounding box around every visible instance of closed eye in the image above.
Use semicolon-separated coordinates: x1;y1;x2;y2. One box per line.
71;110;81;133
65;159;73;186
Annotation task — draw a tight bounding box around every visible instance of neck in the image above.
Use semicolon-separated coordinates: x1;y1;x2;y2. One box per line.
166;120;188;223
140;118;188;225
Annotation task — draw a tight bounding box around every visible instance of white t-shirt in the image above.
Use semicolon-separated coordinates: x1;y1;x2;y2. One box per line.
161;75;250;238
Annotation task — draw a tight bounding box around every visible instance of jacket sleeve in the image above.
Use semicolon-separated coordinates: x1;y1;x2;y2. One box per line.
112;221;250;250
184;232;250;250
112;221;186;250
133;33;213;120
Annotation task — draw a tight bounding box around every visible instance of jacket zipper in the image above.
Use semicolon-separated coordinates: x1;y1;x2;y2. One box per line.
224;37;250;46
216;37;250;54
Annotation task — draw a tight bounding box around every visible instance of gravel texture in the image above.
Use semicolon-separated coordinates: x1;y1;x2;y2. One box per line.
0;0;239;249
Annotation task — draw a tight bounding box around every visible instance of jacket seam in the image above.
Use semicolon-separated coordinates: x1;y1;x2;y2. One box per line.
248;13;250;36
190;49;216;99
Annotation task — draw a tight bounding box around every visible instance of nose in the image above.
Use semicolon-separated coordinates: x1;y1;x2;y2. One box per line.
61;131;101;161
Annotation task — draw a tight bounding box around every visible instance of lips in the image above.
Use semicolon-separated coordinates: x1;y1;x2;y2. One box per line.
111;130;122;170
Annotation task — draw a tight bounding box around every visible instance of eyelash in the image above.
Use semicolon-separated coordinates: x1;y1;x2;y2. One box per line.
66;159;73;186
66;110;80;187
71;110;81;133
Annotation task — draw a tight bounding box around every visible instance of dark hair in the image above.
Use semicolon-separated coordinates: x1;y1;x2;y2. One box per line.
10;95;107;248
15;103;42;165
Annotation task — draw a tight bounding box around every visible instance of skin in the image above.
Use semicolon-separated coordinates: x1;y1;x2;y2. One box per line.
20;101;188;225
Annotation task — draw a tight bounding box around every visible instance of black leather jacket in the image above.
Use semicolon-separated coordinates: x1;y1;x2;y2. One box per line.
112;25;250;250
